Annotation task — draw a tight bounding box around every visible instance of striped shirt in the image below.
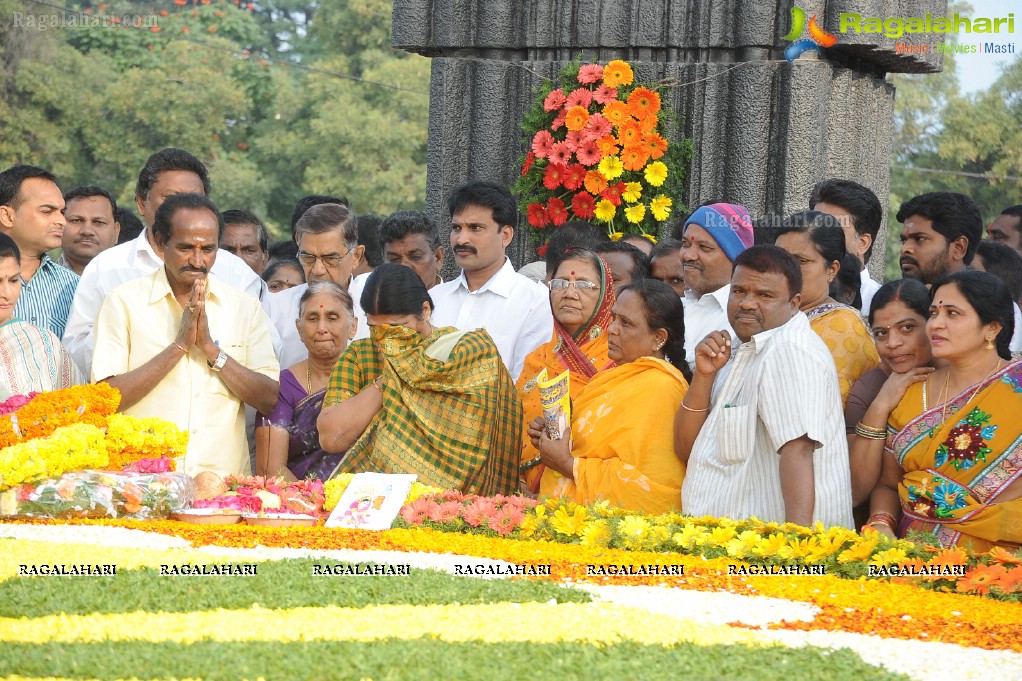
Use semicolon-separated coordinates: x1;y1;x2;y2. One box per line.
13;255;79;338
681;312;854;529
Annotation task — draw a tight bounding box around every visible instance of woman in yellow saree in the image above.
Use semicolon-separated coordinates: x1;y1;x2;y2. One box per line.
528;278;691;514
517;248;616;494
870;271;1022;550
317;264;522;496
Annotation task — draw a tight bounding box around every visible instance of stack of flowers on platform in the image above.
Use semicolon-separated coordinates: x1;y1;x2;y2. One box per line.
0;383;120;450
104;414;188;474
513;59;691;253
192;475;326;516
394;491;538;536
323;473;442;512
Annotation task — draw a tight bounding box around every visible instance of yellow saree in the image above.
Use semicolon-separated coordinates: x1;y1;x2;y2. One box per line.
887;360;1022;550
807;303;880;403
517;255;616;493
542;357;688;514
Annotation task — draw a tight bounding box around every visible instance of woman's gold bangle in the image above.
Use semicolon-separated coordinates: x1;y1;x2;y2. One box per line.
680;400;709;413
855;422;887;440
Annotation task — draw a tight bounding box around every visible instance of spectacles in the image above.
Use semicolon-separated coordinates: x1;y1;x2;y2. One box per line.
298;248;351;269
549;279;598;292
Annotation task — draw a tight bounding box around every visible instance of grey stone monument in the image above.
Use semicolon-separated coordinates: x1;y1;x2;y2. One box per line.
393;0;946;280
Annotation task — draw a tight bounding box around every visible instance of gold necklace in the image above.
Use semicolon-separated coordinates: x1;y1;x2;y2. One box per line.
939;358;1002;425
306;364;313;394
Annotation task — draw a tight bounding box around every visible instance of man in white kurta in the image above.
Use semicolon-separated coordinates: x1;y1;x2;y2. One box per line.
680;245;854;529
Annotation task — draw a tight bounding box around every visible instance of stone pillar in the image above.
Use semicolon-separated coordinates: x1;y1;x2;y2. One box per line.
393;0;945;280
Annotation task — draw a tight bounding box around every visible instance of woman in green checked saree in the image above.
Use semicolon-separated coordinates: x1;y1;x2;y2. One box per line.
318;264;522;495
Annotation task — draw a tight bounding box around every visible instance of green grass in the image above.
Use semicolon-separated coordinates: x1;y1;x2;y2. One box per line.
0;560;589;617
0;640;911;681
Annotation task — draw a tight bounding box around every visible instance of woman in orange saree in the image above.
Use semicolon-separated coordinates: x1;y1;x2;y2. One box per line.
870;271;1022;550
517;249;616;494
529;279;690;514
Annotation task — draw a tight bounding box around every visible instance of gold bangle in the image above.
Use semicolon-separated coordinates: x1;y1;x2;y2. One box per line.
856;421;886;435
855;422;887;440
372;378;384;392
173;341;188;354
680;400;709;413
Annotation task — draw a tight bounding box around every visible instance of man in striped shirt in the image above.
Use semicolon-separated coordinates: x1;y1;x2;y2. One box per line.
0;165;79;338
676;245;854;529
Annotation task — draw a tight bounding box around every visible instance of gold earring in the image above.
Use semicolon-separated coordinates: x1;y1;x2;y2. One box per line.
985;336;994;350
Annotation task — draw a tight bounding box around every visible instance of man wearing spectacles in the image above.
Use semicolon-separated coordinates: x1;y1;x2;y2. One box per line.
429;182;552;381
268;202;367;368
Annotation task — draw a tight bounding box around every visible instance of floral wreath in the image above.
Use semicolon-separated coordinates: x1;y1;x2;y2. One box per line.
513;59;692;256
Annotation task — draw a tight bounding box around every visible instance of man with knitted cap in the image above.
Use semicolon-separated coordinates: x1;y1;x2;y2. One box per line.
679;202;755;370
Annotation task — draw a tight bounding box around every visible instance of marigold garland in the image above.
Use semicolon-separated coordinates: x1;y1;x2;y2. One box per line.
0;425;107;492
513;59;692;254
103;414;187;471
10;384;120;442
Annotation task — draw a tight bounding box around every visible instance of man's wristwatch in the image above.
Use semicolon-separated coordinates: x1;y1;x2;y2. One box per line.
207;349;228;372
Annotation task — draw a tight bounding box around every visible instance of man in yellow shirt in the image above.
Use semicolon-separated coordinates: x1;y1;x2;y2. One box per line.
93;193;279;477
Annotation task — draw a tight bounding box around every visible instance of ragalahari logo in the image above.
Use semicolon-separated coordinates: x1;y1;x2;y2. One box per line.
783;7;839;61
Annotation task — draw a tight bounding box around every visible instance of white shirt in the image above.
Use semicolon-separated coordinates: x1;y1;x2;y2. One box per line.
62;230;272;377
430;258;553;381
269;278;369;370
859;268;882;316
1011;303;1022;355
682;312;855;529
682;284;735;370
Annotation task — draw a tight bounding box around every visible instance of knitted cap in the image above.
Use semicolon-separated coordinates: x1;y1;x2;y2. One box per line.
684;203;754;262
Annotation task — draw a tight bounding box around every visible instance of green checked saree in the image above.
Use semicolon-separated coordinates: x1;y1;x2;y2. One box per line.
325;324;522;496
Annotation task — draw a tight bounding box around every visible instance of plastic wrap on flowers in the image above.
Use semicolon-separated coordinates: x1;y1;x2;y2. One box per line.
0;470;195;520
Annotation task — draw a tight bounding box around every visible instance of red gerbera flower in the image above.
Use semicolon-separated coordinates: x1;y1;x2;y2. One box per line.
594;84;618;105
601;182;626;206
536;243;549;257
572;191;596;220
527;203;550;228
543;164;567;191
563;163;586;191
532;130;554;158
544;88;566;112
577;64;604;84
564;130;586;152
565;87;593;110
548;141;573;166
551;109;567;131
521;151;535;176
587;113;613;139
576;138;602;167
546;198;569;226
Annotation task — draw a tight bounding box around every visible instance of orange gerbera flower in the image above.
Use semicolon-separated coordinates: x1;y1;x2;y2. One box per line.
927;546;969;568
602;59;634;88
638;113;659;133
986;546;1022;565
627;87;661;119
643;133;668;160
956;565;1006;596
564;106;589;132
616;119;643;147
602;101;632;126
595;135;619;157
992;565;1022;593
620;144;650;172
584;169;608;195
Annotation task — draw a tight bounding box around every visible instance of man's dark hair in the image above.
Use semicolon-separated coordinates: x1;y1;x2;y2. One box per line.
733;244;803;299
357;214;384;268
544;221;611;275
379;210;441;250
976;239;1022;303
294;203;357;249
290;194;350;233
649;238;683;261
447;181;517;229
222;209;269;253
0;165;57;208
64;185;117;216
135;148;210;200
809;179;883;263
116;209;145;244
152;193;223;247
268;239;300;263
593;241;650;280
0;232;21;262
896;192;983;266
361;262;434;316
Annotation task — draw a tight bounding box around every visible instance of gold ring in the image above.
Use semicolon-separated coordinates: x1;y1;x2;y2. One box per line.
188;305;197;312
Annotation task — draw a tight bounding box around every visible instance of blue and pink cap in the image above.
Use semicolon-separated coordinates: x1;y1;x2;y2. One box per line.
683;203;755;262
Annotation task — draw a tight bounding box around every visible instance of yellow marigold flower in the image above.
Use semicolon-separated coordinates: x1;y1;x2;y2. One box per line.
870;547;910;567
644;161;668;187
650;195;672;221
597;155;624;181
622;182;643;203
725;530;761;559
602;59;634;88
624;203;646;224
837;537;880;564
594;200;617;223
323;474;355;511
580;519;612;547
551;504;589;537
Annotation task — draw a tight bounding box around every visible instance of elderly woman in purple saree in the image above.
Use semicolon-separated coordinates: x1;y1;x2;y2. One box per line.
256;282;355;480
